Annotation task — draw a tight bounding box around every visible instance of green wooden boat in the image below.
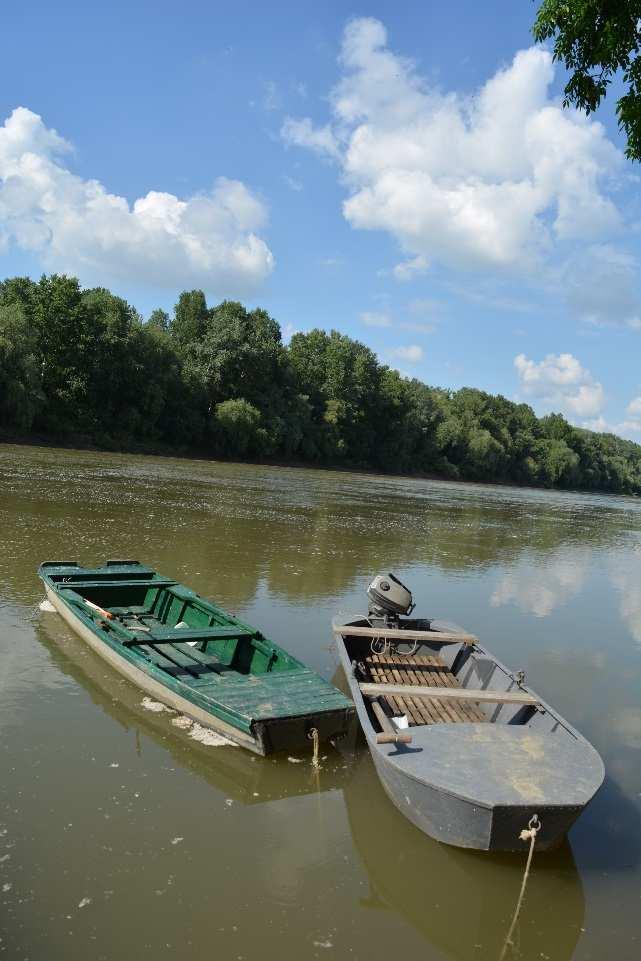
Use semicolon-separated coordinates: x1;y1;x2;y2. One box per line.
38;560;354;755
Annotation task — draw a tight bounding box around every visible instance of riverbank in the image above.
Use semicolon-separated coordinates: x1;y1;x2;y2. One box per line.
1;430;637;500
5;275;641;496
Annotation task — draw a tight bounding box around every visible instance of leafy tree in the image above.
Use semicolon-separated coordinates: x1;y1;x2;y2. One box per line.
147;308;170;332
29;275;98;433
0;302;42;430
533;0;641;160
189;301;285;407
214;398;264;456
532;437;580;486
289;329;381;462
171;290;208;347
2;271;641;495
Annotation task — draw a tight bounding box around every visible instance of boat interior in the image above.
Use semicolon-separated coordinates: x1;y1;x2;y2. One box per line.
341;619;573;737
44;562;300;681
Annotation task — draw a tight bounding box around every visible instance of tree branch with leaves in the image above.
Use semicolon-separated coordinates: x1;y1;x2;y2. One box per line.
533;1;641;160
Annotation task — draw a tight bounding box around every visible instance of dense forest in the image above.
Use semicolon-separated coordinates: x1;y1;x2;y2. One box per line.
1;273;640;494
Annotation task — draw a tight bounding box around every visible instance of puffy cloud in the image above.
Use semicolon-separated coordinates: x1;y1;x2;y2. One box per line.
627;397;641;418
514;352;605;418
282;18;623;275
392;344;423;363
0;106;274;293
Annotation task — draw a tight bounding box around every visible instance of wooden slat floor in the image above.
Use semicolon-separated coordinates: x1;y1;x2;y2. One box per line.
365;652;486;725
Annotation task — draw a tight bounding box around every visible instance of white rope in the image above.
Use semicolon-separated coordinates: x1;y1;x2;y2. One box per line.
499;814;541;960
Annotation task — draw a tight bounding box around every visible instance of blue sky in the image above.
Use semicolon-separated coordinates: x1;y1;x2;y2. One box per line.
2;1;640;438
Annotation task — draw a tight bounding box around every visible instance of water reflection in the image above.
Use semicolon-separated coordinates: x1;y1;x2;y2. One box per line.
35;613;351;805
490;550;589;617
610;547;641;645
1;444;640;613
344;753;585;961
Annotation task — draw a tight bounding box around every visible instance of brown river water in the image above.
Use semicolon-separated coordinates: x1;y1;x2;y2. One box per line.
1;443;640;961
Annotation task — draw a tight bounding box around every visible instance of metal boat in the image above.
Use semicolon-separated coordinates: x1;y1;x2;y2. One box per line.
333;573;604;851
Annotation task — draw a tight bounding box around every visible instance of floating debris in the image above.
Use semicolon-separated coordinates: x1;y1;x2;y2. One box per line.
171;837;184;845
78;897;92;909
287;756;303;764
38;598;56;612
188;723;235;747
141;697;173;714
171;716;193;730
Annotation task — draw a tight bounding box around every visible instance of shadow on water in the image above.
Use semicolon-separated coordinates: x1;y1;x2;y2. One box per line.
343;754;585;961
34;613;351;805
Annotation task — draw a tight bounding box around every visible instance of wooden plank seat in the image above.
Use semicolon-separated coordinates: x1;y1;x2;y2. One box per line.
365;652;487;726
121;627;255;645
60;579;177;591
129;636;228;683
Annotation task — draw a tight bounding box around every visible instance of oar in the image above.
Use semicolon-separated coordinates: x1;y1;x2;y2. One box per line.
83;598;114;620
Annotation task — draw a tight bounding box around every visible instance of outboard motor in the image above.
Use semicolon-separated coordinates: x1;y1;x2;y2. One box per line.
367;573;415;626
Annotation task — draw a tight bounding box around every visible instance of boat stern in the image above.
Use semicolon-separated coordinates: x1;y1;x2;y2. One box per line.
254;706;355;755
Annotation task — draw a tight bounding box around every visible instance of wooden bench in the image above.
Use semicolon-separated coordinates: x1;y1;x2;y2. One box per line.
364;652;487;726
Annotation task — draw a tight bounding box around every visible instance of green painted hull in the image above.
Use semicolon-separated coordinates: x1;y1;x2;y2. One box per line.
38;560;354;755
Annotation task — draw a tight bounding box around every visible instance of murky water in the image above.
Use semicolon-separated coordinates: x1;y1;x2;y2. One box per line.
1;443;641;961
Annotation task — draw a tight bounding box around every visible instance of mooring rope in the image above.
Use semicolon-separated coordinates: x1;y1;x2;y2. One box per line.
308;727;320;769
499;814;541;961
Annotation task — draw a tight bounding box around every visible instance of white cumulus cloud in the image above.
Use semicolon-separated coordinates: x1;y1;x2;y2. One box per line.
0;106;274;293
514;352;605;418
392;344;424;363
281;17;623;277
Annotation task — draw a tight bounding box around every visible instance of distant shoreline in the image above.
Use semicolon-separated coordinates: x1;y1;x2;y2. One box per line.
2;431;634;499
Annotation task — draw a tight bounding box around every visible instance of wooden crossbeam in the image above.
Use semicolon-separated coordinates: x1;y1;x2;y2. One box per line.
358;682;537;706
335;625;477;645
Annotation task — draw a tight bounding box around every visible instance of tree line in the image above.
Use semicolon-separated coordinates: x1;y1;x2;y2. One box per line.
1;273;640;494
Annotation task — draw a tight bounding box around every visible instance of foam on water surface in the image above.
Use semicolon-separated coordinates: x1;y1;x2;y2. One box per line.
141;697;174;714
188;722;236;747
